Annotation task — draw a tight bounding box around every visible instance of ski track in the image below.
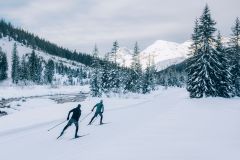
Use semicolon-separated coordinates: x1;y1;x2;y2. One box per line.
0;88;240;160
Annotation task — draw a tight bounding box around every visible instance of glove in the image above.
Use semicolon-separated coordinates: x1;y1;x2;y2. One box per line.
67;117;69;120
91;109;94;112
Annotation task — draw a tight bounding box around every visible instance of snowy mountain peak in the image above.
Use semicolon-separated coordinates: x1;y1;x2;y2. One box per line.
139;40;191;70
150;40;180;48
113;40;191;71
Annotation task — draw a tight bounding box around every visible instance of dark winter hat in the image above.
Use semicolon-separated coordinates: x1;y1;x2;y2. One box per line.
77;104;81;108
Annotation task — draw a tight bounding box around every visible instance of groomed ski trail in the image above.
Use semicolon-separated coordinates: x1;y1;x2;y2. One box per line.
0;88;240;160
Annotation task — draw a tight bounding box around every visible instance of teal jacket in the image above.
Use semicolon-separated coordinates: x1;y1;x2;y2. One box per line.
92;103;104;113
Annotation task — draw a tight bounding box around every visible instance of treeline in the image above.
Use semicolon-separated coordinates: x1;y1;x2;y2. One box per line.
90;42;157;97
1;43;89;85
157;61;187;88
186;5;240;98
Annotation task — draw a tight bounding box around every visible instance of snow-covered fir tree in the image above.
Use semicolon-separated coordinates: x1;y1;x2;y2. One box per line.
186;18;202;97
90;45;102;97
44;59;55;84
101;60;112;94
110;41;119;63
149;55;157;91
187;5;225;98
29;50;43;84
0;47;8;81
19;55;29;84
142;67;151;94
110;65;121;93
215;32;234;97
142;54;156;94
107;41;122;93
11;43;20;83
128;42;143;93
229;17;240;96
189;19;200;55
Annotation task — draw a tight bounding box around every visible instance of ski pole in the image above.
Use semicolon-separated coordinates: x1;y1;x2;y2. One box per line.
47;120;67;131
80;112;92;123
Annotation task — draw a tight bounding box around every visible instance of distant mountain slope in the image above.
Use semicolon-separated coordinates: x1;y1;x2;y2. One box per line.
114;40;191;71
115;47;133;67
0;37;90;86
0;20;101;67
0;37;85;79
139;40;191;70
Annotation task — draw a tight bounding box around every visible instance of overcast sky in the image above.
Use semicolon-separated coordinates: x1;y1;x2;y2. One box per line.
0;0;239;54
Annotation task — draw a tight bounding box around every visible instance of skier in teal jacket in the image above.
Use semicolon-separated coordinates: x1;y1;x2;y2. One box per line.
88;100;104;125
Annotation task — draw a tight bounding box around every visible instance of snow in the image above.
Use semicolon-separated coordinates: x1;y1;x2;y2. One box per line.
114;38;231;71
0;37;86;79
115;47;133;67
139;40;191;70
0;87;240;160
113;40;191;71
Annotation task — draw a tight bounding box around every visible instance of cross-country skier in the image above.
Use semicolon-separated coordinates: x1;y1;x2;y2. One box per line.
58;104;81;139
88;100;104;125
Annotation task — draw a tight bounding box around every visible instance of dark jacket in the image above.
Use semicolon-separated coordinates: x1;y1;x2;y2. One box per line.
67;107;81;121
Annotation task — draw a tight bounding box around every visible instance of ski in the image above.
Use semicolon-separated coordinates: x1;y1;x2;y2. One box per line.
70;134;89;140
95;122;111;126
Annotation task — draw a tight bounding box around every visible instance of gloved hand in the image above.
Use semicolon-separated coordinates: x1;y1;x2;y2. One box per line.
67;117;69;120
91;109;94;112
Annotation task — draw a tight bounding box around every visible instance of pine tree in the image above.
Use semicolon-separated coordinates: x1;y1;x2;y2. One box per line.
35;57;43;84
186;18;202;97
19;55;29;84
90;45;102;97
215;32;234;97
104;41;121;93
29;50;42;84
0;47;8;81
229;17;240;96
101;61;112;94
128;42;143;93
186;5;222;98
11;43;20;83
111;41;119;63
110;65;121;93
149;55;157;91
29;50;37;82
142;66;151;94
189;19;200;54
44;59;55;84
142;54;156;93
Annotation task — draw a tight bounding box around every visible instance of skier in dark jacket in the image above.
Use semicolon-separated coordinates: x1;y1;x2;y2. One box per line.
58;104;81;138
88;100;104;125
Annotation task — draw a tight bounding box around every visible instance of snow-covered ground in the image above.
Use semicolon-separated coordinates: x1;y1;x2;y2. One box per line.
0;87;240;160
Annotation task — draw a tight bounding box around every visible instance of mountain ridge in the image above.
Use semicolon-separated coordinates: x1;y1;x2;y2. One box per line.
114;40;191;71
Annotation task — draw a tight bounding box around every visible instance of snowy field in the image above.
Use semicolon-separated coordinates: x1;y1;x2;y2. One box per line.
0;87;240;160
